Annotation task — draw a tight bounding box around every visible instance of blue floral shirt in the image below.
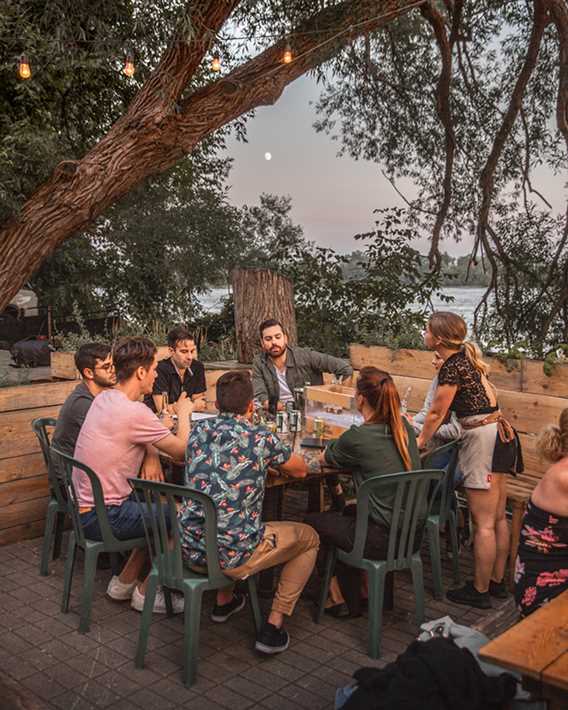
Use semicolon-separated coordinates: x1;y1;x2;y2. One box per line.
178;414;291;569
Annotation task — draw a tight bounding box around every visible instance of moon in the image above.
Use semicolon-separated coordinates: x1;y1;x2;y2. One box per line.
264;152;272;161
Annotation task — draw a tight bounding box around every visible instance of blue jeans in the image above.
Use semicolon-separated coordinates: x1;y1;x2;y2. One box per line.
80;492;171;541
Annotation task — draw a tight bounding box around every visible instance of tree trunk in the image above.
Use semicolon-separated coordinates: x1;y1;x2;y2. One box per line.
0;0;422;312
232;268;297;364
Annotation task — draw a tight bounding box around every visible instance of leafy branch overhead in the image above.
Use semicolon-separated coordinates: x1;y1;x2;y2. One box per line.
0;0;567;356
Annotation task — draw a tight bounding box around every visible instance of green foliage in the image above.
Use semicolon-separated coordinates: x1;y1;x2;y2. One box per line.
543;345;568;378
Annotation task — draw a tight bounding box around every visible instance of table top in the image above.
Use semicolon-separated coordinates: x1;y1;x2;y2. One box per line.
479;589;568;690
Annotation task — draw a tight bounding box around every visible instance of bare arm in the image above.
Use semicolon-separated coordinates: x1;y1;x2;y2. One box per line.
277;453;308;478
140;444;164;482
417;384;457;449
153;397;193;462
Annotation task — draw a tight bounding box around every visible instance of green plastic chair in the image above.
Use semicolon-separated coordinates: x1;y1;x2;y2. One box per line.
50;448;146;633
422;442;461;598
129;478;263;688
32;417;69;576
315;469;444;659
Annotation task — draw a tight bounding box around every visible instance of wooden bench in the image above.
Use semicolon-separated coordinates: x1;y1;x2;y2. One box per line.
479;589;568;709
350;345;568;586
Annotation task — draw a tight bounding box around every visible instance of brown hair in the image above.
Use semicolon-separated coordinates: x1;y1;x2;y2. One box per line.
75;342;111;378
537;408;568;462
167;325;194;349
356;366;412;471
112;336;156;383
259;319;285;338
428;311;489;377
216;371;253;415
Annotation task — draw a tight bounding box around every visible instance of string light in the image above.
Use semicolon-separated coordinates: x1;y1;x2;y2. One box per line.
17;54;31;80
123;51;135;77
211;51;221;72
282;42;293;64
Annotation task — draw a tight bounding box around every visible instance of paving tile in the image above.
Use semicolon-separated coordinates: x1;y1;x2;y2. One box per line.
151;676;199;705
0;631;35;654
74;678;123;708
204;685;255;710
257;656;307;681
276;683;329;709
20;671;68;701
50;689;98;710
184;698;226;710
296;672;339;701
1;654;40;681
223;676;272;703
66;653;110;679
81;644;131;668
129;687;176;709
238;666;290;692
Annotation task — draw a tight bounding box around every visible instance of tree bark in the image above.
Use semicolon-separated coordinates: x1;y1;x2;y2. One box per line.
0;0;426;312
232;268;297;364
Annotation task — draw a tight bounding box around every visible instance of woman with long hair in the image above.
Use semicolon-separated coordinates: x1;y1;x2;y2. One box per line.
514;412;568;616
418;311;521;608
305;366;421;617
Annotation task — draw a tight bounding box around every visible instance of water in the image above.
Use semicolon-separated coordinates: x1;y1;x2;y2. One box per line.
198;285;486;326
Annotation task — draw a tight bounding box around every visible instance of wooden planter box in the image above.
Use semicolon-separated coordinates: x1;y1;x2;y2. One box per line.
304;384;358;439
51;346;171;380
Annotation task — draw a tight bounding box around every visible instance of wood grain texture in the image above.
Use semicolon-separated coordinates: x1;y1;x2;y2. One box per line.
0;381;75;413
543;652;568;692
479;590;568;679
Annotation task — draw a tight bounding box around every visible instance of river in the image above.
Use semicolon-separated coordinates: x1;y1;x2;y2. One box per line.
198;286;487;326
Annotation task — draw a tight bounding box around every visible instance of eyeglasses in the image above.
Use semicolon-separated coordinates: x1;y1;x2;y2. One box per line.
95;363;114;372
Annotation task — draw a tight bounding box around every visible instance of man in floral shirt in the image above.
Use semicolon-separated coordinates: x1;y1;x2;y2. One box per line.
178;371;319;654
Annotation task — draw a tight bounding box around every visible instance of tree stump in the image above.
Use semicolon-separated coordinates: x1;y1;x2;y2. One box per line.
232;268;297;364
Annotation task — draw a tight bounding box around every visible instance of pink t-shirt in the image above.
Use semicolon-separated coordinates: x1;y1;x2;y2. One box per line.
73;389;170;507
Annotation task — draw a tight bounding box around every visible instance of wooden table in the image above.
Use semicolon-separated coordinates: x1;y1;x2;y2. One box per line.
479;589;568;709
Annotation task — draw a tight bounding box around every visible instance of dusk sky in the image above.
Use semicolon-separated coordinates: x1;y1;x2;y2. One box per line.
225;75;564;258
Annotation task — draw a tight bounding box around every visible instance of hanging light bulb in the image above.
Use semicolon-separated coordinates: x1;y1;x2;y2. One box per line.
123;51;135;77
211;51;221;72
17;54;31;80
282;42;293;64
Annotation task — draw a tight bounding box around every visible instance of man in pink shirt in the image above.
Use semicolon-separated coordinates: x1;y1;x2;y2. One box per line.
73;336;193;613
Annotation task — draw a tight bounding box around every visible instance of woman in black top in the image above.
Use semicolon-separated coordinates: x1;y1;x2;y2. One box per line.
417;312;520;609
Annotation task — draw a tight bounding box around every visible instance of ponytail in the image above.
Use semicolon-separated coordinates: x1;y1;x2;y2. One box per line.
357;367;412;471
462;341;489;377
537;408;568;462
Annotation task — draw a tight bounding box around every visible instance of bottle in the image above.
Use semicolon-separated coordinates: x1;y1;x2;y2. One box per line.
400;386;412;415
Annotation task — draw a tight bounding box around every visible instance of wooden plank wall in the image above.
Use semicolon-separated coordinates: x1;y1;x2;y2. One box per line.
350;345;568;485
0;368;241;546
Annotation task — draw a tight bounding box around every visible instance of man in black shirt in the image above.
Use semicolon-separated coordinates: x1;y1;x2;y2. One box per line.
145;326;207;414
52;342;116;455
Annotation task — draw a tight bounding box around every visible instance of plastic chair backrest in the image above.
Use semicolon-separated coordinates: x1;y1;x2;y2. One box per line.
32;417;65;504
347;469;444;567
50;447;122;548
129;478;228;589
421;442;459;527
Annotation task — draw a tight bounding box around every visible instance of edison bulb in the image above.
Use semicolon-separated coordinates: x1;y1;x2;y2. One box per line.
264;152;272;161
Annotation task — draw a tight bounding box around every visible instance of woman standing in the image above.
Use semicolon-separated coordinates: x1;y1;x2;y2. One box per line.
306;366;421;617
515;411;568;616
417;312;521;609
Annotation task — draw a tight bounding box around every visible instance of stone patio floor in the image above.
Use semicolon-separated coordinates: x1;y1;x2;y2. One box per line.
0;514;519;710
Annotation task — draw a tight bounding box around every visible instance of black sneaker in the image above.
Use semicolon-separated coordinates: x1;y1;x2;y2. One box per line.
255;622;290;654
210;592;246;623
446;581;492;609
489;580;509;599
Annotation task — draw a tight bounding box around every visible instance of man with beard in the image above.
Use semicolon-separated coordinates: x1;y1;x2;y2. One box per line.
252;320;353;511
52;342;116;456
252;319;353;412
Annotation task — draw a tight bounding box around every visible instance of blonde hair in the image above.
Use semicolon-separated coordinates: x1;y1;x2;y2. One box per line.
537;409;568;462
428;311;489;377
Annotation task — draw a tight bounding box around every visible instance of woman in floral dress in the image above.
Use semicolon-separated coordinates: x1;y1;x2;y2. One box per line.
515;409;568;616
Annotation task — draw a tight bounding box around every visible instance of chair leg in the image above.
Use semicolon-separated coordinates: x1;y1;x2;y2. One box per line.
448;511;461;585
79;548;99;633
164;587;174;617
135;572;159;668
508;500;526;591
315;547;336;624
183;587;203;688
52;512;66;561
367;565;386;659
410;556;425;627
427;521;443;600
247;577;263;633
40;502;57;576
61;533;77;613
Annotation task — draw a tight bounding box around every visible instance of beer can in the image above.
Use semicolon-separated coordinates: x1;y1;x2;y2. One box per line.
289;410;302;432
313;417;325;439
285;400;294;414
276;411;288;434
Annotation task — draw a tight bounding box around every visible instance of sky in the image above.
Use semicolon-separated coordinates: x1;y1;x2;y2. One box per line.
224;75;565;257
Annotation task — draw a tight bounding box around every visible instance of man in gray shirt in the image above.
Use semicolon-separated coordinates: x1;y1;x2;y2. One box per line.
252;319;353;411
52;342;116;456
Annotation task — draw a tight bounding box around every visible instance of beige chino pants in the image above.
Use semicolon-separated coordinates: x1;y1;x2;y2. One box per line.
225;522;320;616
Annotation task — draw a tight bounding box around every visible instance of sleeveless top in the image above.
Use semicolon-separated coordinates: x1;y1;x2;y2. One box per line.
437;350;496;418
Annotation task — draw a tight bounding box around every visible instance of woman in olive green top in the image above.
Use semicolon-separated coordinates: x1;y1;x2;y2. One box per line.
306;366;420;617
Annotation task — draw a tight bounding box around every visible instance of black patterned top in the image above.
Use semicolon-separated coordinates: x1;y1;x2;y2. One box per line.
437;349;497;418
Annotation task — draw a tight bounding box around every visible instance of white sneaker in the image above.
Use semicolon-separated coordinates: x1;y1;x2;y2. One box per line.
130;585;184;614
106;575;137;601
